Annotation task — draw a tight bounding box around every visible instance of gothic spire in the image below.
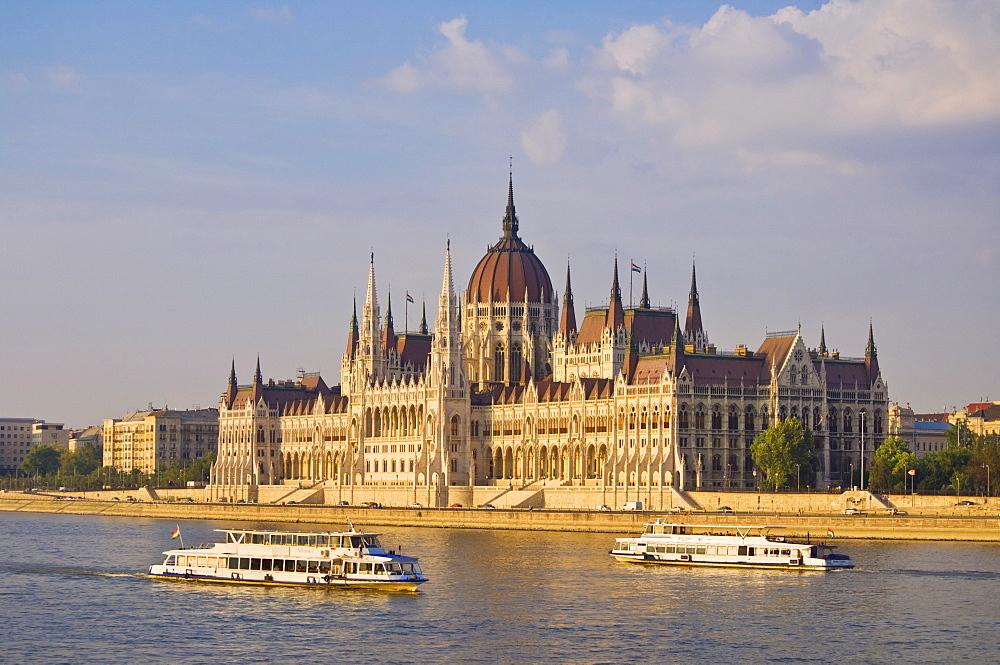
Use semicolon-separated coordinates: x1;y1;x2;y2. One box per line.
818;323;827;356
345;297;359;358
684;260;706;351
419;300;428;335
865;320;880;381
559;258;577;336
605;254;624;330
225;357;238;408
639;267;650;309
501;170;519;240
383;290;396;351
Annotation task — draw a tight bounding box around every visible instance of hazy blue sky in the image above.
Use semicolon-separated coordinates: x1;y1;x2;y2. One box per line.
2;1;998;428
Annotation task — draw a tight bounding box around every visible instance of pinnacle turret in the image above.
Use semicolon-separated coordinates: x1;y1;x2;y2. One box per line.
559;259;577;336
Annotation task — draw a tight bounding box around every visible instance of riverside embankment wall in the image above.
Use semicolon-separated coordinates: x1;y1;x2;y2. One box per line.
2;494;998;542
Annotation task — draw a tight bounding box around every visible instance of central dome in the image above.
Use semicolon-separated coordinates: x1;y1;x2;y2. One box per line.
467;177;553;304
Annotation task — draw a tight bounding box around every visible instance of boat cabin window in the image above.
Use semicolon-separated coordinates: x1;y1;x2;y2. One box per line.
227;532;246;544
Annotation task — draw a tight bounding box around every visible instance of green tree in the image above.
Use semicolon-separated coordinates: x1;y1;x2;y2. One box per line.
751;417;813;490
21;445;63;477
917;445;974;491
59;443;102;476
868;436;917;492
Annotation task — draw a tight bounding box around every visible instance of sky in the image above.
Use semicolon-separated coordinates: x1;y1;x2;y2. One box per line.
2;0;998;428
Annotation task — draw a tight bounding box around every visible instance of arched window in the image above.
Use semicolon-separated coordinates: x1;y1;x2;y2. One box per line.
450;415;460;436
761;408;770;430
494;342;506;382
679;404;690;429
844;408;853;433
801;366;809;385
744;406;755;431
728;405;739;431
511;343;523;379
695;405;706;429
829;407;839;433
712;455;722;472
711;406;722;430
874;410;883;434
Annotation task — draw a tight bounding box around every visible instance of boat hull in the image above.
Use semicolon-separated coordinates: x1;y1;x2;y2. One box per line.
611;552;853;570
148;567;426;591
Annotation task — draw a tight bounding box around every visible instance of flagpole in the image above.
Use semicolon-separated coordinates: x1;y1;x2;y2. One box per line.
405;295;409;333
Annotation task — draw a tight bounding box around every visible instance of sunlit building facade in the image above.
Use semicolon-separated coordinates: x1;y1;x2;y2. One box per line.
209;178;889;505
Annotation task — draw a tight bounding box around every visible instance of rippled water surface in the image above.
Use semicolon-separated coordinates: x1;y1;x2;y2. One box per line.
1;512;998;664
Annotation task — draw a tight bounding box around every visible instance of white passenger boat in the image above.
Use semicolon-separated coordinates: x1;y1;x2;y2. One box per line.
148;524;428;590
610;521;854;570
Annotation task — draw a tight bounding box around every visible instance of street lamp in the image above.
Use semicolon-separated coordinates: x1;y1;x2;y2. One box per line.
849;462;854;490
796;463;801;491
859;410;866;491
985;464;990;499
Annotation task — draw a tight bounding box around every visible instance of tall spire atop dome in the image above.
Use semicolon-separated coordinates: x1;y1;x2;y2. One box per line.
502;169;519;240
818;323;827;356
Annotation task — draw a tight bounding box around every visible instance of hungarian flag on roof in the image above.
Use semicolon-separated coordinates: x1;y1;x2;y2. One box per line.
406;293;415;303
631;262;641;273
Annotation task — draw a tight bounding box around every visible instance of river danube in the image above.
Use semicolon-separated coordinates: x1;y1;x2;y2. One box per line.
1;512;997;664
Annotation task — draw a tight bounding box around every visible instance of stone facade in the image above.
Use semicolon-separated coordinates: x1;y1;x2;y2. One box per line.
103;408;219;474
209;178;889;505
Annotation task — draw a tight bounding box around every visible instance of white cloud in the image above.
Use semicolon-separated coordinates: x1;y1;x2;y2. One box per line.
251;6;293;23
600;23;672;76
46;64;79;88
384;17;515;95
585;0;1000;149
520;110;567;164
544;47;570;71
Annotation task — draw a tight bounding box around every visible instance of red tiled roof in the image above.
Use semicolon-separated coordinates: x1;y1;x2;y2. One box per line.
756;334;796;371
397;333;431;370
684;354;768;385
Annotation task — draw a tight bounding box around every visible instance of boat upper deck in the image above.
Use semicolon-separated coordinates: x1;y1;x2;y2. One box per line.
218;528;383;550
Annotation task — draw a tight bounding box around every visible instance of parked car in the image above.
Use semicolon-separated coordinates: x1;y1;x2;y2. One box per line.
955;500;975;506
718;506;734;513
448;503;463;508
842;507;861;515
596;504;612;511
336;500;350;506
408;502;422;508
479;503;496;509
360;501;381;508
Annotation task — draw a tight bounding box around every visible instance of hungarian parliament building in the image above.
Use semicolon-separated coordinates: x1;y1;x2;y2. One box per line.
209;178;889;507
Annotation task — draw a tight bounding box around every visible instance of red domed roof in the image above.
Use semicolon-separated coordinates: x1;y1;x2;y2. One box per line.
467;178;553;304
